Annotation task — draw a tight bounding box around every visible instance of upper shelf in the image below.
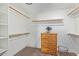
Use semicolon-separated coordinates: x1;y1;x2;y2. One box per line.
9;5;31;19
67;5;79;17
32;19;64;24
9;32;30;39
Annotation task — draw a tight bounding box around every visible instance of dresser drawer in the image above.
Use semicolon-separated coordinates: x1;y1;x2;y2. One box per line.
41;41;57;47
41;48;50;53
48;40;57;42
48;34;57;36
41;38;57;42
41;44;48;47
41;42;55;47
48;45;57;50
41;34;48;37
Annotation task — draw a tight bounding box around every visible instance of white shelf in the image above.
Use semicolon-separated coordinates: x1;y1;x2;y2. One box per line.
32;19;64;24
68;32;79;37
67;5;79;17
0;37;8;39
0;4;8;55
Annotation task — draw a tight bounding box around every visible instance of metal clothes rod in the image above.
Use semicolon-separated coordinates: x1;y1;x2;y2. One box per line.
67;6;79;16
9;33;30;38
9;6;30;19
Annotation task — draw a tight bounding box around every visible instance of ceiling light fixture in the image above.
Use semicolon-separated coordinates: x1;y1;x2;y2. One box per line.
25;3;32;5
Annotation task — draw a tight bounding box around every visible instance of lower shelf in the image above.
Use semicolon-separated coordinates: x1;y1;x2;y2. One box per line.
0;49;7;56
0;37;8;39
67;32;79;37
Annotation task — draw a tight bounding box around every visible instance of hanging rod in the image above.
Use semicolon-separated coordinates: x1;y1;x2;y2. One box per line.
9;32;30;38
9;6;30;19
67;6;79;16
32;19;63;24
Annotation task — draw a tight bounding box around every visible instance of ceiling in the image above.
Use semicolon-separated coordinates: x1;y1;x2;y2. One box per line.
28;3;79;14
9;3;79;18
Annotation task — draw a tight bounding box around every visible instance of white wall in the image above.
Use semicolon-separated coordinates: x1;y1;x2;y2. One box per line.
36;10;65;20
3;4;79;55
64;16;76;33
76;17;79;33
8;7;31;35
3;4;37;56
64;14;79;53
0;4;8;50
0;4;8;37
35;9;79;53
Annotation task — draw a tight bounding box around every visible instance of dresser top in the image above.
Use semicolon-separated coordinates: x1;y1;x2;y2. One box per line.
41;32;57;35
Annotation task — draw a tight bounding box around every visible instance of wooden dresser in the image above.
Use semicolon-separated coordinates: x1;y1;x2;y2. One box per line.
41;32;57;55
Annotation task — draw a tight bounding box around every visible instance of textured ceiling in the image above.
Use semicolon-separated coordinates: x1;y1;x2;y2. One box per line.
9;3;79;18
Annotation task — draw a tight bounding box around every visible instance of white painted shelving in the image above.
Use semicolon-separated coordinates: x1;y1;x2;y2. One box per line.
67;5;79;36
0;4;8;55
0;37;8;39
